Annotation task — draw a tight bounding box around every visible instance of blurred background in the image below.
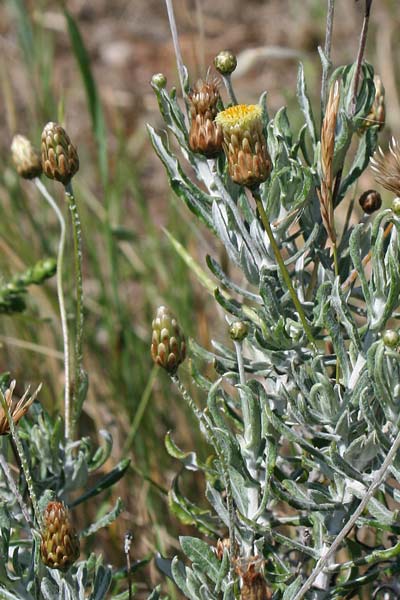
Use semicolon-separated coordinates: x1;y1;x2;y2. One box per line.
0;0;399;595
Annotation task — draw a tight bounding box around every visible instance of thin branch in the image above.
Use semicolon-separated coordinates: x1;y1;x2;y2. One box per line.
165;0;187;104
350;0;374;117
321;0;335;113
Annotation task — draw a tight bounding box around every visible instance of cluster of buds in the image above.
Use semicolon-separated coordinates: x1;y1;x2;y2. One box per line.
188;78;223;158
40;501;80;570
215;104;271;188
151;306;186;374
11;123;79;186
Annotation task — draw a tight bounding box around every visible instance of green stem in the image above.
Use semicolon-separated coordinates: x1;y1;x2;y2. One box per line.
65;182;84;439
252;189;317;350
0;384;43;530
222;73;238;105
35;178;71;440
123;366;158;454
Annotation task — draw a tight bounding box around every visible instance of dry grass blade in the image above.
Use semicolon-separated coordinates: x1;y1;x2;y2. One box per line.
318;80;340;246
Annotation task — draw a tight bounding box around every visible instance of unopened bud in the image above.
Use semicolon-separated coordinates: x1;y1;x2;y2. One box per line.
214;50;237;76
358;189;382;214
383;329;399;349
151;73;167;89
392;197;400;217
151;306;186;373
40;501;80;570
229;321;248;341
11;134;42;179
41;122;79;185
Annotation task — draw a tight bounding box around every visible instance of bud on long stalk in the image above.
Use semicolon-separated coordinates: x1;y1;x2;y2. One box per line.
151;306;186;373
11;134;42;179
41;122;79;185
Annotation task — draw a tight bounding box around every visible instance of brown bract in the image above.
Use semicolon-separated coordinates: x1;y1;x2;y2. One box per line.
236;557;271;600
0;380;40;435
41;122;79;186
40;501;80;570
189;79;223;158
371;137;400;197
215;104;271;188
151;305;186;374
11;134;42;180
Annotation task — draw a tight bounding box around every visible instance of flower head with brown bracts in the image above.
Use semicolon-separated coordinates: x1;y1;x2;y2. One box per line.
11;134;42;180
40;500;80;570
151;306;186;374
215;104;271;188
41;122;79;186
0;380;40;435
371;137;400;197
188;78;223;158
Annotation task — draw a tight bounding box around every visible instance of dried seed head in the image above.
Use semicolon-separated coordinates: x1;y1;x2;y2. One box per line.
11;134;42;179
229;321;248;342
0;380;39;436
189;79;223;158
235;558;271;600
383;329;399;349
371;138;400;197
40;501;80;570
358;189;382;214
360;75;385;133
151;306;186;374
215;104;272;188
41;122;79;185
214;50;237;76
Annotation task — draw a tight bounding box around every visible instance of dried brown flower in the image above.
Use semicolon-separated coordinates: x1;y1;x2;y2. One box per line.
189;78;223;158
235;557;271;600
370;138;400;197
358;189;382;214
317;80;340;246
0;380;40;435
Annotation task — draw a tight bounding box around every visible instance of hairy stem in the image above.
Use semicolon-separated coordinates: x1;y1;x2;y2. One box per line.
65;182;84;439
252;189;317;351
293;426;400;599
221;74;238;105
34;178;71;440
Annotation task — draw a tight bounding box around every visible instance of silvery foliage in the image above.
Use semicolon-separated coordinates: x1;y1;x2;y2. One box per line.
0;374;131;599
149;57;400;598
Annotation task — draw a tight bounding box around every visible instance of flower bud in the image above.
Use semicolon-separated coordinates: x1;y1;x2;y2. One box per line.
358;189;382;214
151;306;186;373
215;104;272;188
392;197;400;216
40;501;80;570
188;79;223;158
11;134;42;179
229;321;248;341
383;329;399;349
214;50;237;76
41;122;79;185
151;73;167;89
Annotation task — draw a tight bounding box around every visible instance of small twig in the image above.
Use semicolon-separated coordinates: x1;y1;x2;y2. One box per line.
321;0;335;113
293;425;400;599
350;0;374;117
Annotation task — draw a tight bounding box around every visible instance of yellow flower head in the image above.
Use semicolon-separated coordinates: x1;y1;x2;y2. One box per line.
215;104;271;188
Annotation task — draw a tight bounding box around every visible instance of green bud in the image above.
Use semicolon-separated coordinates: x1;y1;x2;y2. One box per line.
151;73;167;89
229;321;248;341
151;306;186;373
214;50;237;76
383;329;399;348
392;197;400;216
30;258;57;284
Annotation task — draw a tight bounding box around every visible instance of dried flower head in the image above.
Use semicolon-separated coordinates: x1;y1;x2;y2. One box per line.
11;134;42;179
317;80;340;246
371;138;400;197
40;500;80;570
151;306;186;373
0;380;40;435
41;122;79;185
235;557;271;600
215;538;230;561
189;78;223;158
215;104;271;188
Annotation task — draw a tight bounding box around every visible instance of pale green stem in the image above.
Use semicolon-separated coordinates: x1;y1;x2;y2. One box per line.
293;425;400;600
123;366;158;454
0;387;43;530
221;74;238;105
171;373;236;576
0;451;33;528
252;189;317;351
65;182;84;438
34;178;71;441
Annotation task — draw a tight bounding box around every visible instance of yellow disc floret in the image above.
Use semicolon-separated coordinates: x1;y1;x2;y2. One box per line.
215;104;263;134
